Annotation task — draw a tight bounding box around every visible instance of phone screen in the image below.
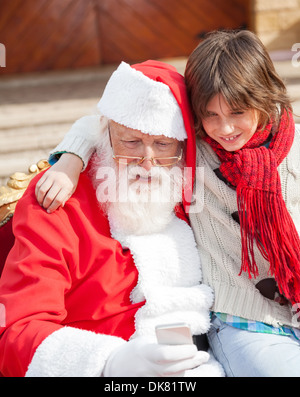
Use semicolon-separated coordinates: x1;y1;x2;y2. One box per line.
155;323;193;345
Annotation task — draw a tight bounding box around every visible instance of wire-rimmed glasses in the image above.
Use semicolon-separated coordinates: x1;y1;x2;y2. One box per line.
112;148;183;167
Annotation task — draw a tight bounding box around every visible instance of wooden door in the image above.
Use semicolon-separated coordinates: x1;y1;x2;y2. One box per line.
0;0;249;75
96;0;249;64
0;0;100;74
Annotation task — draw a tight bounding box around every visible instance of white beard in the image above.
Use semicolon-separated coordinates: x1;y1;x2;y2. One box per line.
91;134;184;235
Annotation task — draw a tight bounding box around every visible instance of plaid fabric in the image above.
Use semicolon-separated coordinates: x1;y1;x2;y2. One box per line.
214;312;300;340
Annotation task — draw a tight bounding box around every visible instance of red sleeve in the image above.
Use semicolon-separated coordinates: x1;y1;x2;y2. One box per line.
0;175;75;377
0;219;14;277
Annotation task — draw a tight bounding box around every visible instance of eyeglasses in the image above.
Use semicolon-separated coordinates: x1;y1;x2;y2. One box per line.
108;123;183;167
112;148;183;167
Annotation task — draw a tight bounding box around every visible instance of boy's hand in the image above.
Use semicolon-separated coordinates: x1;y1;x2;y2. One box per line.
35;153;83;213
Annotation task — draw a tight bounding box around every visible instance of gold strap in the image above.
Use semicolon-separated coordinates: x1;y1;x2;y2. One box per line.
0;160;49;227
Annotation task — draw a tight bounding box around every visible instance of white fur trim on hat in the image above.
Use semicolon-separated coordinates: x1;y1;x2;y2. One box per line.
97;62;187;141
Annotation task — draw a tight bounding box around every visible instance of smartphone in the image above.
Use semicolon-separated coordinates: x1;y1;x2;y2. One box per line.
155;322;193;345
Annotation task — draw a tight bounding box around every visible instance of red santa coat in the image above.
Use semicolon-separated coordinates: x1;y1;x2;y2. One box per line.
0;170;221;377
0;171;144;377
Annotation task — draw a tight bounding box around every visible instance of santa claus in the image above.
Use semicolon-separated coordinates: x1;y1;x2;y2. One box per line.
0;61;224;377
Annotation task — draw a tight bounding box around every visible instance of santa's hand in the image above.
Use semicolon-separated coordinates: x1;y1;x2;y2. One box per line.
103;337;209;377
35;153;83;213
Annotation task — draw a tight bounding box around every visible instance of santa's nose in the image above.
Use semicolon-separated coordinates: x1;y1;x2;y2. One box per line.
139;147;155;171
139;158;153;171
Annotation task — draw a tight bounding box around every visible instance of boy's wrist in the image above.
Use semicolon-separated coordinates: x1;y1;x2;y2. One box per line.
60;152;84;172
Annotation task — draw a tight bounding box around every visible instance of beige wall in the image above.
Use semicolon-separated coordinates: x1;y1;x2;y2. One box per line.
252;0;300;51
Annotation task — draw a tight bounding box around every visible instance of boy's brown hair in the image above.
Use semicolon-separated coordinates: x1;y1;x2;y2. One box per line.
184;30;292;137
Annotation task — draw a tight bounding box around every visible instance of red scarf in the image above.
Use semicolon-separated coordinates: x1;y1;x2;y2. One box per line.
204;110;300;306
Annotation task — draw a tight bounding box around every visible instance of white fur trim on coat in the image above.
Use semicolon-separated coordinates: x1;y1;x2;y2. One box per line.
110;215;224;377
25;327;126;377
110;215;214;339
97;62;187;140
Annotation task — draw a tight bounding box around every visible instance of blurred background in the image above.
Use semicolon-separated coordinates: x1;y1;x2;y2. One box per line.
0;0;299;185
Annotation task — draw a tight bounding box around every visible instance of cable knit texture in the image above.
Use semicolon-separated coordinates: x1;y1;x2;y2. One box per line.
203;112;300;306
190;125;300;328
49;114;105;169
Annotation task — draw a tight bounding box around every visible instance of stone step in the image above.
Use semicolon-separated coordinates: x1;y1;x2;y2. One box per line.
0;99;98;131
0;99;99;186
0;58;299;188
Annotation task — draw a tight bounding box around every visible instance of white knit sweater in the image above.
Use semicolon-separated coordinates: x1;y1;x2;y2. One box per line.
190;125;300;328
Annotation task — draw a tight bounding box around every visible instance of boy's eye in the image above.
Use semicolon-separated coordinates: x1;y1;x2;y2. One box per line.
205;112;217;118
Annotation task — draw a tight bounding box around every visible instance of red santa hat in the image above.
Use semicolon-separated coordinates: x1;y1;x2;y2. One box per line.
97;60;196;213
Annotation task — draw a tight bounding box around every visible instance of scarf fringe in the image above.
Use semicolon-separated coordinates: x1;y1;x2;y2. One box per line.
238;185;300;306
207;110;299;306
